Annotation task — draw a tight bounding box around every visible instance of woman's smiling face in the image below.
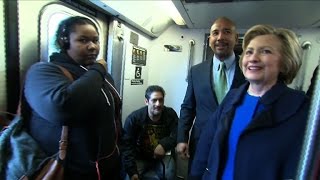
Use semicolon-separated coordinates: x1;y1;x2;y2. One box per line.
242;34;282;87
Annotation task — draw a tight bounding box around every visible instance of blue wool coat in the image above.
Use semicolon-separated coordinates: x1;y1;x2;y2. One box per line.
190;82;309;180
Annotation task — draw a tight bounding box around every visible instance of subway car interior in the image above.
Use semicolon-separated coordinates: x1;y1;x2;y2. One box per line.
0;0;320;179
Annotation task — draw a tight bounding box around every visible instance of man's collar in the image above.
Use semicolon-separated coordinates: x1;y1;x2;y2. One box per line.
213;52;235;71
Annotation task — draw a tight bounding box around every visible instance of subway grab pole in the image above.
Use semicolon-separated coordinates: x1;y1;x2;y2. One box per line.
296;66;320;180
186;39;195;82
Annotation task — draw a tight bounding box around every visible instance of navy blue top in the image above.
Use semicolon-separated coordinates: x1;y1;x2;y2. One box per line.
190;82;309;180
222;93;264;180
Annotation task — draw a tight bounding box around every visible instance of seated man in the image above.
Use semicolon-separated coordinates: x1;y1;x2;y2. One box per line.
122;85;178;180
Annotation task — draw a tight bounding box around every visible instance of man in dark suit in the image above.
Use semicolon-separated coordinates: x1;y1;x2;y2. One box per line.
176;17;246;171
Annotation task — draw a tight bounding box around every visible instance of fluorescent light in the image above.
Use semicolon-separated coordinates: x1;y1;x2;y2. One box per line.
99;0;185;26
159;1;186;26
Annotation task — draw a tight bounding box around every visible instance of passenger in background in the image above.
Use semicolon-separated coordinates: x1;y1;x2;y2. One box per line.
176;17;246;170
190;24;309;180
122;85;178;180
23;16;122;179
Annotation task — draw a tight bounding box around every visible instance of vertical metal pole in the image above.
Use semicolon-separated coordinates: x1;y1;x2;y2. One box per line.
296;66;320;180
186;39;195;81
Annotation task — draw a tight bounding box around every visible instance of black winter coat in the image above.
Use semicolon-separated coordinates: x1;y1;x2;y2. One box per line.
122;106;178;177
23;53;122;179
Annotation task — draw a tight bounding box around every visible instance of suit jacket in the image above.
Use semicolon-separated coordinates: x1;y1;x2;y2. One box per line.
178;56;246;149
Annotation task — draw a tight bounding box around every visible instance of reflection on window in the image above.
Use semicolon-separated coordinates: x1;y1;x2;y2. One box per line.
48;13;69;58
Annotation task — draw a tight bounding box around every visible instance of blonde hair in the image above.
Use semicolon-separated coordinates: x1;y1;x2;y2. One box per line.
240;24;302;84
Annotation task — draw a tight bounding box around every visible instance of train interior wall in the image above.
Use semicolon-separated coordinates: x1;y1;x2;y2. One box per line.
1;1;320;178
1;0;319;123
118;22;320;122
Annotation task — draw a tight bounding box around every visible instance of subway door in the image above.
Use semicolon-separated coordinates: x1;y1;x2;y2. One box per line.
107;20;125;94
121;29;150;124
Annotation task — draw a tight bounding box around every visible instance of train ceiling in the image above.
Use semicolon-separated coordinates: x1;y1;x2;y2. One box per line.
173;0;320;29
87;0;320;37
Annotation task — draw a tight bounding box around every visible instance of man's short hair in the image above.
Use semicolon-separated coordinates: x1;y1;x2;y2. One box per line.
145;85;166;100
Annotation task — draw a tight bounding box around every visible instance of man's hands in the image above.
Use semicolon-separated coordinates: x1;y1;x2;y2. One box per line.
153;144;166;159
131;144;168;179
176;142;190;159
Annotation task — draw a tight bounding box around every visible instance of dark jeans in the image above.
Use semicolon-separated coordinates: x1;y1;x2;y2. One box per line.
126;155;175;180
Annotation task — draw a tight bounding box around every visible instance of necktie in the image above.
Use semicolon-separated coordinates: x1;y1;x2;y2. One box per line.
214;62;228;104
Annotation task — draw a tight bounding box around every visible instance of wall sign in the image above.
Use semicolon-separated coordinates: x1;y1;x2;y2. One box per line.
132;46;147;66
135;66;142;79
131;79;143;85
131;66;143;85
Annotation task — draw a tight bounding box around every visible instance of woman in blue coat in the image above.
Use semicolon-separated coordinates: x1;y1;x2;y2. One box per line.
190;24;310;180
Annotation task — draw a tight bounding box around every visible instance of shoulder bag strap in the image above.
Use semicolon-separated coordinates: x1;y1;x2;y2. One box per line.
54;64;73;161
55;65;74;81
